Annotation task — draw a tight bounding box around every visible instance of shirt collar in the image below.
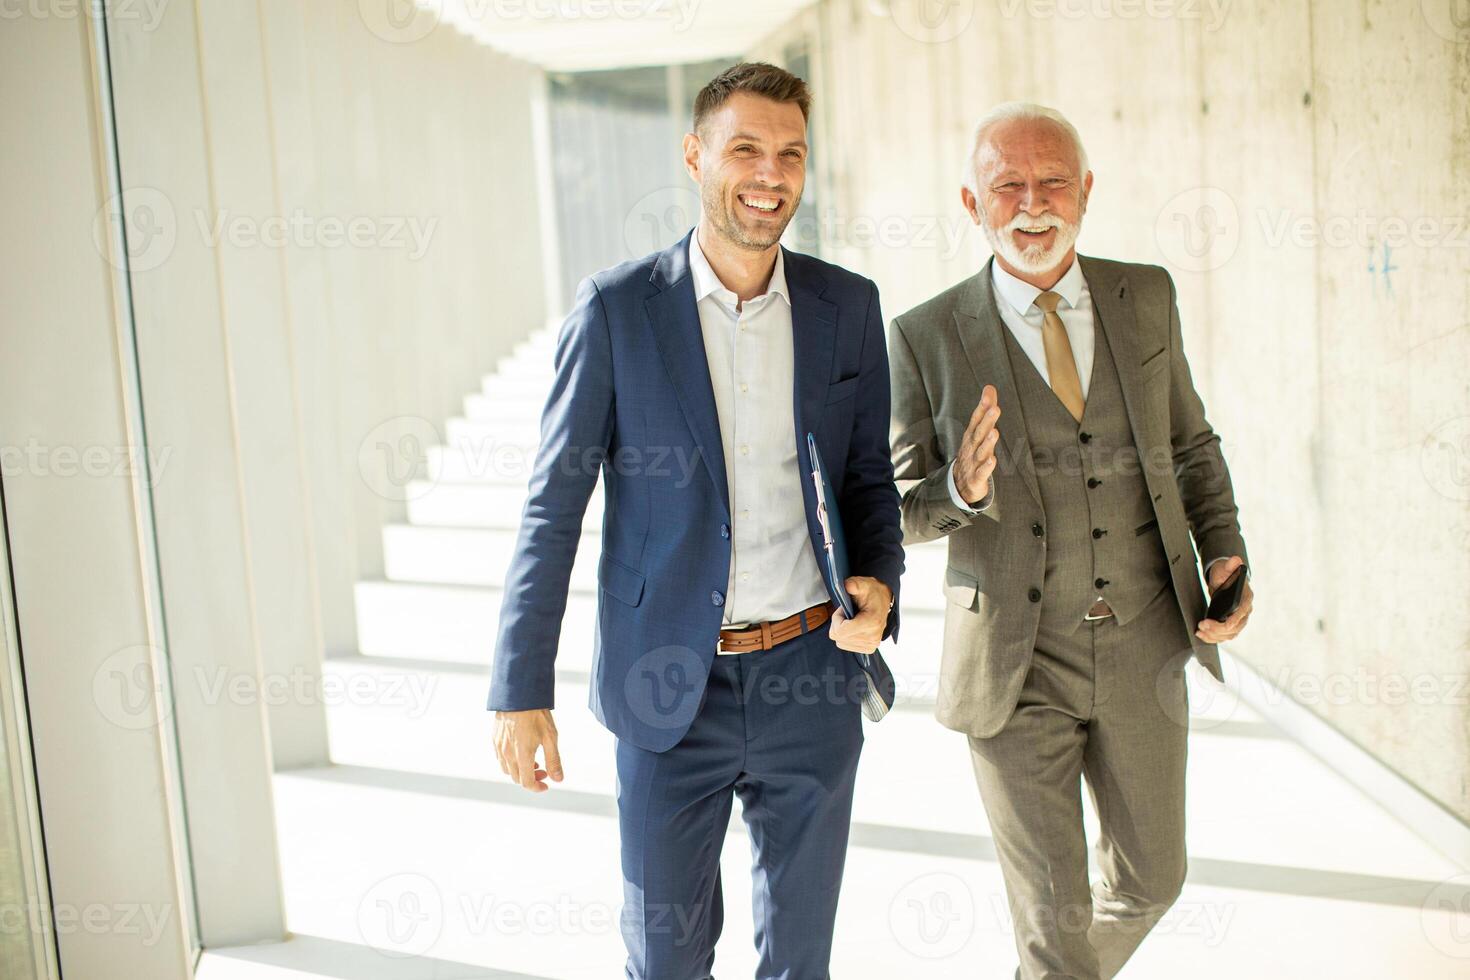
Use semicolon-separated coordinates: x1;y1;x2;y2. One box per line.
689;224;790;308
990;254;1084;318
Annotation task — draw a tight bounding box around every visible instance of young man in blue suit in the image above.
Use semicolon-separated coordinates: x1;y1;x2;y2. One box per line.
488;62;905;979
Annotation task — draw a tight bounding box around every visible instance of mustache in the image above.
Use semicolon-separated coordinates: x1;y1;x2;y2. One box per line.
1003;212;1067;231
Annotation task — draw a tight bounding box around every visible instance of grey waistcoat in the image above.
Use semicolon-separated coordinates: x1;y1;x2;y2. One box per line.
999;308;1173;631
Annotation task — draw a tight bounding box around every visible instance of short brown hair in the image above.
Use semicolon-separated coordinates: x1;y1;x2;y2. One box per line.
692;62;811;135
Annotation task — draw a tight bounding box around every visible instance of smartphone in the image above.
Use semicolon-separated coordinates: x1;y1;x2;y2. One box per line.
1205;564;1246;622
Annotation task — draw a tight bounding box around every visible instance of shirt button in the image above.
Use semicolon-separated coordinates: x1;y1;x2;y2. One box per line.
1028;588;1042;603
1087;477;1101;488
741;572;750;582
740;383;749;393
711;590;725;606
1031;522;1043;537
740;445;749;455
720;524;730;539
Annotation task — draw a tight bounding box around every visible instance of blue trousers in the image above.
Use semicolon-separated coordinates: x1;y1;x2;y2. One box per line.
614;620;865;980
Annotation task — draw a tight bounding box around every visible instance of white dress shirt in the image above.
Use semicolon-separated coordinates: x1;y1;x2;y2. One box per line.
689;229;829;626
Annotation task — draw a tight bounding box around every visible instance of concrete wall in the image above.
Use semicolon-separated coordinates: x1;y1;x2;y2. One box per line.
753;0;1470;824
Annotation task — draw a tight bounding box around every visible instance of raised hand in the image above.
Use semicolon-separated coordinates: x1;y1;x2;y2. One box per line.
953;384;1001;504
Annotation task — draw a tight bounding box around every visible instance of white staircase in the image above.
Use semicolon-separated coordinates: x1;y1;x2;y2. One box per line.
352;325;954;697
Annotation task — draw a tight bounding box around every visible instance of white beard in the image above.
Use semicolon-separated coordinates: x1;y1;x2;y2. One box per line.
984;211;1080;274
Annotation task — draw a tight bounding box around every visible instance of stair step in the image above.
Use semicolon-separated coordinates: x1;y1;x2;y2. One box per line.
463;392;546;423
481;373;555;399
405;479;602;527
380;521;949;609
383;524;601;586
427;445;535;485
354;578;948;682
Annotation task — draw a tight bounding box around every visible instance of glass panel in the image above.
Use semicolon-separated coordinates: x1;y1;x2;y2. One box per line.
0;509;53;980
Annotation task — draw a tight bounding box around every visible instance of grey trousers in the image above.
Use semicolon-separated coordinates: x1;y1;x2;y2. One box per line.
968;583;1196;980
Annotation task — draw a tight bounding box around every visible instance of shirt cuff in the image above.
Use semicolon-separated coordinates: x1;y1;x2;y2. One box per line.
946;462;993;514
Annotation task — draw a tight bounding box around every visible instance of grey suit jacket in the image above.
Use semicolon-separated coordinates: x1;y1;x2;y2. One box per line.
889;255;1248;738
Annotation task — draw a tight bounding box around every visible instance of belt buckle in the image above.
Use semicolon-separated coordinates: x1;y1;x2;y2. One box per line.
717;620;752;656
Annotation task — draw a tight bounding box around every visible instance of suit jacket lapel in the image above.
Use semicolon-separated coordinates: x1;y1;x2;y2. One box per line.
1081;256;1159;471
953;258;1042;507
785;249;837;445
645;231;730;514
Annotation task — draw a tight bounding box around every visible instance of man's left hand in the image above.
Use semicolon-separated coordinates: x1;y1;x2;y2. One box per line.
828;576;892;653
1195;555;1253;644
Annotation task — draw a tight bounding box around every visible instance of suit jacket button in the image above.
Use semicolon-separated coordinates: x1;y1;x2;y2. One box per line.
1031;522;1043;537
1079;431;1092;444
1028;588;1041;603
1092;528;1105;539
720;524;730;539
1094;577;1107;589
1087;477;1101;488
711;590;725;606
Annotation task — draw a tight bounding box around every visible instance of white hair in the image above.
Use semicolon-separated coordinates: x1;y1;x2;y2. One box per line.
960;102;1089;192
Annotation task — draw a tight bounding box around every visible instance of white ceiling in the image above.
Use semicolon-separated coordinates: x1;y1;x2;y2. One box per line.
427;0;820;71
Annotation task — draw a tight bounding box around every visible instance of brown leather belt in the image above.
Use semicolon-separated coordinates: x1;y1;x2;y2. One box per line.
1084;597;1114;621
718;601;834;654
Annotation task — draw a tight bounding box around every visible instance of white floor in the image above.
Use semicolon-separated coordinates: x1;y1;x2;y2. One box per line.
200;329;1470;979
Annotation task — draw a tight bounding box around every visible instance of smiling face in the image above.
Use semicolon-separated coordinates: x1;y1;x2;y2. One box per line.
683;92;807;251
962;117;1092;282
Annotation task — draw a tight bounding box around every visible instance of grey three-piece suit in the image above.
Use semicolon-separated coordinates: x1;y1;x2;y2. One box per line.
889;255;1248;979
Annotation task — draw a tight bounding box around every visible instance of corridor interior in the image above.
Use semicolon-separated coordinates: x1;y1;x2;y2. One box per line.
202;328;1466;980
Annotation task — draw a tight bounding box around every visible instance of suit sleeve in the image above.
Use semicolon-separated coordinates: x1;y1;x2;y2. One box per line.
1163;269;1249;574
840;279;906;642
889;315;999;546
487;275;614;711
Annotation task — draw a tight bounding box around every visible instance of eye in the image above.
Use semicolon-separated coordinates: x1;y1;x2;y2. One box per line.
783;149;804;160
995;182;1021;192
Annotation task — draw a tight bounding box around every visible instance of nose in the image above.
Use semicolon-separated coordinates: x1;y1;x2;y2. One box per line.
752;151;783;186
1018;181;1047;214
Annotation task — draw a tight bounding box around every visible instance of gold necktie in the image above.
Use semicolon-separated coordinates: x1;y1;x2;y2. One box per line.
1034;290;1085;423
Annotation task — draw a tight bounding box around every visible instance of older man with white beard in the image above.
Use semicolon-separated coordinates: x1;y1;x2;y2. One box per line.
888;103;1253;979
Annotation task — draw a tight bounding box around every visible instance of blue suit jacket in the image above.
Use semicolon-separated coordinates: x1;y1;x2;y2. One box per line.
487;230;905;752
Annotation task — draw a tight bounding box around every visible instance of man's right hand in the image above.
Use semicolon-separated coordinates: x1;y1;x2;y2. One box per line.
494;709;563;793
953;384;1001;504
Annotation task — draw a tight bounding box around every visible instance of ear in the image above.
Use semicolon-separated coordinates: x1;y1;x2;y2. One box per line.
682;132;702;183
960;185;982;225
1079;169;1094;213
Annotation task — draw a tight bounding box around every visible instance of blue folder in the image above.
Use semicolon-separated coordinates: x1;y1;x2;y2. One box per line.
806;432;895;721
